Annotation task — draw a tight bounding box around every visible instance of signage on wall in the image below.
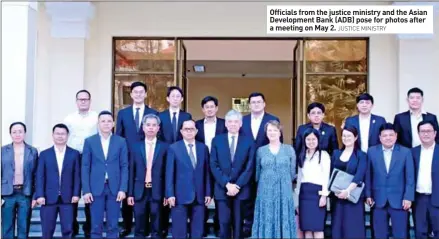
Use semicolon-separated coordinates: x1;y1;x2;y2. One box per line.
232;98;250;113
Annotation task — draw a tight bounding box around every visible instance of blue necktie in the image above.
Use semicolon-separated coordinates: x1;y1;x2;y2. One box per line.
172;112;177;142
135;107;140;131
188;144;197;168
230;136;236;162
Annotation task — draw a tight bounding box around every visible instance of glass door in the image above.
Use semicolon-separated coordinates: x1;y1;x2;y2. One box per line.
292;39;304;144
176;40;188;110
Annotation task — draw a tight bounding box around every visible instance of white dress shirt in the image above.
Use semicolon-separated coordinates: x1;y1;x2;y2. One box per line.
251;112;264;140
228;133;239;154
55;145;66;179
100;133;112;179
416;143;435;194
410;110;425;147
204;118;217;152
169;108;180;123
145;137;157;183
298;150;331;196
184;140;197;165
133;104;145;129
145;137;157;161
383;146;394;173
359;114;371;153
64;111;98;153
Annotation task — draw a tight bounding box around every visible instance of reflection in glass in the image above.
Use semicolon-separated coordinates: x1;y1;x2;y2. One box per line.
306;74;367;133
113;74;174;118
305;40;367;73
115;40;175;72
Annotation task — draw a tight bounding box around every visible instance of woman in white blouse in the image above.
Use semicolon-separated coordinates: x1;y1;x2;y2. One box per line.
297;128;331;239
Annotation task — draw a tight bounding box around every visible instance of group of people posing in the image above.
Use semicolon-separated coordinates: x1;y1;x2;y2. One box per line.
2;82;439;239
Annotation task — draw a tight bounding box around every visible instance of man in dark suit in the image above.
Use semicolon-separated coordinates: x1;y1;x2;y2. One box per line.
166;119;212;239
116;81;158;237
345;93;387;153
412;120;439;239
127;114;169;239
158;86;192;235
366;123;415;239
82;111;129;239
158;86;192;144
295;102;339;156
210;109;256;239
195;96;227;236
240;92;280;235
35;123;81;239
393;87;439;148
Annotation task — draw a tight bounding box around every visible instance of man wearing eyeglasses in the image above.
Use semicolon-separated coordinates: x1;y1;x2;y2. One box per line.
64;89;98;237
412;120;439;239
165;119;211;239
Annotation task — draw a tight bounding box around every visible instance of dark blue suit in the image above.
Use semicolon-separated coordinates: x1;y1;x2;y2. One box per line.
116;105;157;231
116;105;158;146
330;149;367;239
36;146;80;239
393;111;439;148
81;134;129;239
295;122;339;156
412;144;439;238
345;114;387;152
165;140;211;239
1;143;38;239
210;134;256;239
158;110;192;144
128;140;169;238
195;118;227;144
241;113;282;148
366;144;415;239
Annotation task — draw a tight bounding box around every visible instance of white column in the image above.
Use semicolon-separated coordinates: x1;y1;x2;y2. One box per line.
32;2;94;149
395;2;439;114
1;2;38;144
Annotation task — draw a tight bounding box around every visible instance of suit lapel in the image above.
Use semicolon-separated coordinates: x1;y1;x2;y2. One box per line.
404;111;413;143
127;106;138;132
222;135;233;167
107;136;117;161
195;142;204;171
377;147;388;175
232;135;244;167
152;141;161;167
432;145;439;173
388;146;399;173
198;121;206;143
23;144;32;180
140;141;147;167
256;114;269;143
346;152;358;174
368;115;376;140
50;147;61;176
179;141;194;170
5;145;15;172
243;116;252;139
215;120;223;135
353;116;361;145
95;136;106;162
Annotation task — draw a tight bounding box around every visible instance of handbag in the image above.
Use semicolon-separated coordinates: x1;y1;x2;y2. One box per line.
328;168;364;204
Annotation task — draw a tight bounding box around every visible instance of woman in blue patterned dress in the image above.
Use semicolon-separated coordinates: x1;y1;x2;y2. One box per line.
252;120;297;239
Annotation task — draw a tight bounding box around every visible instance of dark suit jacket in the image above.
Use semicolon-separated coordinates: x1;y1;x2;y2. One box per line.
345;114;387;152
1;143;39;198
210;134;256;200
36;146;81;204
241;112;282;148
158;110;192;144
195;118;227;144
128;140;169;201
412;144;439;207
393;111;439;148
116;105;158;146
295;122;339;156
365;144;415;209
165;140;211;205
81;134;129;196
331;149;367;197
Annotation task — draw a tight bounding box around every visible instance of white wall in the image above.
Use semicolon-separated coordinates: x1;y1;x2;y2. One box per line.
33;1;438;148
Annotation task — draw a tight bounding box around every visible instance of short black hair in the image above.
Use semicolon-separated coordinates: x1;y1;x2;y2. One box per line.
417;120;437;132
130;81;147;92
76;90;91;99
180;119;196;130
98;110;113;119
307;102;325;114
52;123;69;134
201;96;218;107
379;123;395;134
9;122;27;134
356;93;374;104
248;92;265;102
407;87;423;97
167;86;184;97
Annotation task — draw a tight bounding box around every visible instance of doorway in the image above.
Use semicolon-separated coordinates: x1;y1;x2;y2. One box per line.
112;38;368;144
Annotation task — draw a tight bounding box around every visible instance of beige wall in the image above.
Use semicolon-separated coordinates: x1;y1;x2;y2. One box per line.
187;77;293;144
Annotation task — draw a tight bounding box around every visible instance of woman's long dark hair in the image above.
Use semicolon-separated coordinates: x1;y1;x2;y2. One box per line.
341;126;360;157
298;128;322;168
